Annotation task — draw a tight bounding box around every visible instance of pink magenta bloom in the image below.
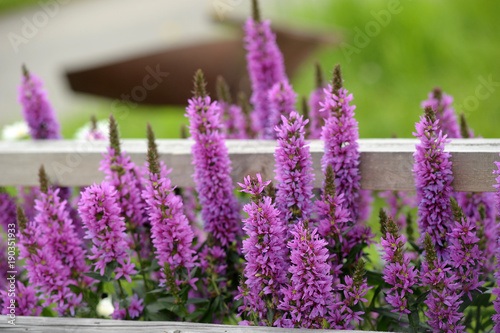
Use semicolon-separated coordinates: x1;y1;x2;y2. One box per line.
18;67;61;139
243;14;286;137
274;111;315;226
186;95;241;247
78;182;137;281
142;162;197;289
421;88;460;139
276;223;335;329
265;80;297;139
236;174;288;323
413;108;454;257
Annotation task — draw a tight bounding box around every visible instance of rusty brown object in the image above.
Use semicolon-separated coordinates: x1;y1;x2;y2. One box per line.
66;21;341;106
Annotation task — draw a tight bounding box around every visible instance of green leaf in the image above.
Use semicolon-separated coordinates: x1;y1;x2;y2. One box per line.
186;298;209;306
41;307;56;317
105;261;118;280
83;272;112;283
68;284;81;294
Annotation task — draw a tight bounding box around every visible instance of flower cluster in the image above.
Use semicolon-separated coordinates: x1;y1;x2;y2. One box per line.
266;80;297;139
186;70;241;248
421;87;461;139
243;0;286;137
18;66;61;140
413;107;454;257
78;182;137;282
274;111;315;226
236;174;288;324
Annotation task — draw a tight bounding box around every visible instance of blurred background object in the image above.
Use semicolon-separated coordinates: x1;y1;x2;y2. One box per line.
0;0;499;139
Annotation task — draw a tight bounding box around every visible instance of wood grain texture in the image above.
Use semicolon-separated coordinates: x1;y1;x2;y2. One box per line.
0;138;499;191
0;315;380;333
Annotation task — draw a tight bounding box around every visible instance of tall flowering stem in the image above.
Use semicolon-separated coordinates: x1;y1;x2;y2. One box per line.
244;0;286;137
320;64;360;222
490;156;500;330
413;106;454;257
186;70;241;247
142;124;197;296
274;111;315;227
316;164;350;279
380;216;418;319
421;233;464;332
19;65;61;139
100;115;151;282
17;206;82;315
421;87;460;139
236;174;288;325
78;182;137;283
276;222;335;329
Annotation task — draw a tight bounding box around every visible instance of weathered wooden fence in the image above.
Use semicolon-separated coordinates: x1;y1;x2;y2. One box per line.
0;138;499;332
0;138;499;191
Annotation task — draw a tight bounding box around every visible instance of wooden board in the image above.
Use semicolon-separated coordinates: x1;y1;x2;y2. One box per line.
0;315;379;333
0;138;499;191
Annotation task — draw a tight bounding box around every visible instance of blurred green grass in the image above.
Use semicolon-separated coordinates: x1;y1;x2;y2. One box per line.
56;0;500;140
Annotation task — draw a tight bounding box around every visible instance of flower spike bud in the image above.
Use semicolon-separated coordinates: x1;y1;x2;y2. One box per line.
379;208;388;236
423;232;437;270
323;164;336;199
315;61;325;89
301;96;309;119
264;180;276;200
424;105;436;125
108;114;121;155
450;197;466;222
22;64;29;78
459;112;471;138
353;258;366;288
432;87;443;113
251;0;261;22
38;165;49;194
216;76;232;104
90;114;98;132
146;123;160;176
332;63;343;95
193;69;207;99
17;205;28;234
180;125;188;139
386;216;399;238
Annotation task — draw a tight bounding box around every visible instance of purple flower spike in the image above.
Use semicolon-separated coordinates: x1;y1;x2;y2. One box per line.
413;107;454;257
237;174;288;324
490;157;500;330
308;63;326;139
18;66;61;139
186;70;241;248
276;222;334;329
243;2;286;137
78;182;136;281
142;162;197;289
421;87;461;139
319;72;361;222
265;80;297;139
274;111;315;226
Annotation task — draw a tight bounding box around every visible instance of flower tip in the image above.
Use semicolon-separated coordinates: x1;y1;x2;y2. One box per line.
333;63;343;93
22;64;30;78
193;69;208;99
314;61;324;89
251;0;261;22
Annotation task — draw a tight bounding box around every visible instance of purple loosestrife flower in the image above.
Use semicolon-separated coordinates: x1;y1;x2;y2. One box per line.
17;207;81;315
1;282;42;316
316;164;350;277
142;124;197;292
265;80;297;139
35;168;89;288
236;174;288;324
330;260;370;329
276;222;335;329
421;233;464;332
379;216;418;318
491;157;500;332
274;111;315;226
308;62;326;139
0;189;16;233
78;182;137;282
186;70;241;247
378;191;417;230
421;87;461;139
244;0;286;137
319;64;361;222
413;107;454;257
18;65;61;139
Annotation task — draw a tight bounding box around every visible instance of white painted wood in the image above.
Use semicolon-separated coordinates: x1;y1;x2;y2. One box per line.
0;138;499;191
0;315;382;333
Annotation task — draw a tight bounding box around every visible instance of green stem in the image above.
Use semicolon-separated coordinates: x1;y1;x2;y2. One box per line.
131;230;150;292
475;305;481;333
117;279;131;320
360;301;376;331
